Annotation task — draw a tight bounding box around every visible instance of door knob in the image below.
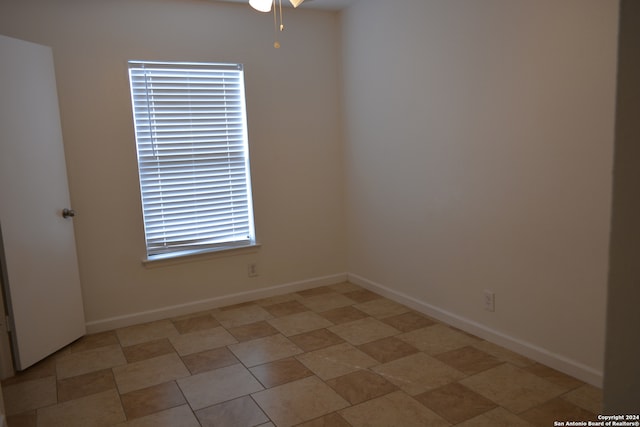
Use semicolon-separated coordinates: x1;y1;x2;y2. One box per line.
62;208;76;219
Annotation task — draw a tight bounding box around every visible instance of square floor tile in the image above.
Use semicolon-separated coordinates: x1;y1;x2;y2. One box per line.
357;336;419;363
181;347;239;375
318;306;369;325
296;412;352;427
328;282;363;293
288;328;345;352
268;311;334;336
228;334;303;367
354;298;410;318
434;345;502;375
255;293;299;307
120;381;186;419
472;340;535;368
227;320;279;342
252;376;349;427
562;384;602;414
398;324;480;355
69;331;120;353
250;357;313;388
172;313;220;334
297;287;335;298
195;395;269;427
114;404;200;427
296;343;378;380
520;398;596;425
523;363;584;391
218;301;258;311
36;389;126;427
329;317;400;345
339;390;449;427
299;293;356;312
122;339;175;364
116;320;179;347
214;305;274;328
169;326;237;356
113;353;190;394
57;369;116;402
56;344;126;380
460;363;566;413
414;382;497;424
381;311;437;332
343;289;381;303
373;352;465;395
455;406;533;427
263;300;309;317
3;376;57;416
449;325;482;339
1;358;56;387
326;370;398;404
178;364;264;410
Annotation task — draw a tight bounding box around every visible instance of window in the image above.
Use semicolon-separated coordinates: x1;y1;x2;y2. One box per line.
128;61;256;260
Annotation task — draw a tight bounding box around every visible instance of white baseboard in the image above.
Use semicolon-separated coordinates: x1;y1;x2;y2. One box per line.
348;273;603;387
85;273;348;334
84;270;602;387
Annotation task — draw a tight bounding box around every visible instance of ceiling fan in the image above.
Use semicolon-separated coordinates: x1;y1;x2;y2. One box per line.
249;0;309;47
249;0;305;12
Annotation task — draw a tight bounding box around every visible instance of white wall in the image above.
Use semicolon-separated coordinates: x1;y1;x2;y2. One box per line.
0;0;346;328
342;0;618;384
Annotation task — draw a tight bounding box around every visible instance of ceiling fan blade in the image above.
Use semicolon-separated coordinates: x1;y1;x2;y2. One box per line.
249;0;272;12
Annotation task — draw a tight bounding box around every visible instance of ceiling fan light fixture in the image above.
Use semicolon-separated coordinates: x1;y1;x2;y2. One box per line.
250;0;307;48
249;0;272;12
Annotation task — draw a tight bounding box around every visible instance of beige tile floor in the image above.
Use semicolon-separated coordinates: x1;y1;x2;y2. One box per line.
2;282;603;426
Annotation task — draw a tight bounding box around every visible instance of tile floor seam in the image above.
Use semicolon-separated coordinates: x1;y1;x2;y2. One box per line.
173;380;202;426
248;393;274;426
113;378;127;422
234;338;312;426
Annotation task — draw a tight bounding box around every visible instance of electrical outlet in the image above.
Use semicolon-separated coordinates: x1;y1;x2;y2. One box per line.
484;290;495;312
247;263;258;277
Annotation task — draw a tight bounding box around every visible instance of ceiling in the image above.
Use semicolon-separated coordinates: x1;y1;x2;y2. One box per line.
214;0;356;11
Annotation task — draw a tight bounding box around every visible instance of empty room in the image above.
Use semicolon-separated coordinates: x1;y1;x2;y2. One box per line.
0;0;638;425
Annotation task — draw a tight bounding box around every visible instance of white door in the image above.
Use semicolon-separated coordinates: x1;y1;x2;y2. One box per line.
0;34;86;371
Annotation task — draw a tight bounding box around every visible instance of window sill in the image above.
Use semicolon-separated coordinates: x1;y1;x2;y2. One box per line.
142;243;261;268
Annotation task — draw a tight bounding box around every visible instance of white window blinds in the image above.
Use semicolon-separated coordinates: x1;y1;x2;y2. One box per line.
128;61;255;258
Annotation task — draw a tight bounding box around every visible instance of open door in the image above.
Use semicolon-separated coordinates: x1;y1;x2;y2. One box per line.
0;34;86;371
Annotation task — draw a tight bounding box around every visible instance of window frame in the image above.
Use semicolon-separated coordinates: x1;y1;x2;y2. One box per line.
127;60;257;262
